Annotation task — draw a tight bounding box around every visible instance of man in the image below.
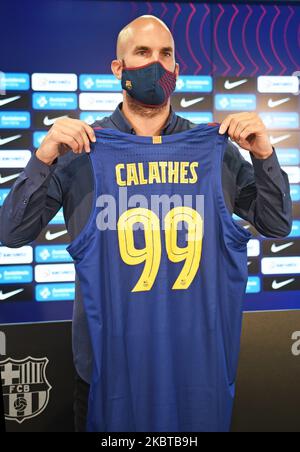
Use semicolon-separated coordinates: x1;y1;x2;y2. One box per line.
0;15;292;431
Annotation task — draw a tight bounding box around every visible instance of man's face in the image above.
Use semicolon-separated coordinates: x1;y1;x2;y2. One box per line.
120;26;178;74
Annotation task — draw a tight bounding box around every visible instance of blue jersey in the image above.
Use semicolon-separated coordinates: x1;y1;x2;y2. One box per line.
66;123;252;432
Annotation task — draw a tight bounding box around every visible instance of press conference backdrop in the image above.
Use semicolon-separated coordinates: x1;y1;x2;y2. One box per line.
0;0;299;431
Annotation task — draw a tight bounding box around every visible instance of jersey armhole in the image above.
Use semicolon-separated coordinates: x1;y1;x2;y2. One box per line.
213;133;252;245
66;151;98;259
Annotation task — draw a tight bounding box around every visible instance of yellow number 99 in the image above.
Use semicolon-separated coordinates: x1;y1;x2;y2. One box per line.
117;208;161;292
164;206;203;290
117;207;203;292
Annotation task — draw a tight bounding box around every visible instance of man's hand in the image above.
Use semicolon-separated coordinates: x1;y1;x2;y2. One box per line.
36;118;96;165
219;112;273;160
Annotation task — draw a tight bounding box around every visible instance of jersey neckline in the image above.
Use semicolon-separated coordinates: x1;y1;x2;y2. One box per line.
93;122;221;144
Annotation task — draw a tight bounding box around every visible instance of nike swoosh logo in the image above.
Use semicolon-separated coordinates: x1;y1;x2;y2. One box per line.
268;98;290;108
0;135;21;146
180;97;204;108
271;242;294;253
224;79;248;90
43;115;68;126
272;278;295;290
0;96;21;107
45;230;68;241
270;134;290;145
0;289;24;301
0;173;20;184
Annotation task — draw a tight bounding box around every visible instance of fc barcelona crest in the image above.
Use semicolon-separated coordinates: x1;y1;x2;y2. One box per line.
0;357;52;424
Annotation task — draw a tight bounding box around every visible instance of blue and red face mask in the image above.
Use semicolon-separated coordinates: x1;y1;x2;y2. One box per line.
121;60;177;107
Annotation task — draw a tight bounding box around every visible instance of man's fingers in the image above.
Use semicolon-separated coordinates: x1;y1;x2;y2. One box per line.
55;124;86;153
232;121;248;141
57;132;82;153
54;118;96;151
227;117;240;139
219;115;232;134
239;122;262;141
219;113;254;135
74;119;96;143
229;119;248;141
55;123;89;153
64;123;91;153
81;121;97;143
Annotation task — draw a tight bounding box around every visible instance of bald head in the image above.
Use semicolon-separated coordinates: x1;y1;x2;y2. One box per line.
116;15;175;60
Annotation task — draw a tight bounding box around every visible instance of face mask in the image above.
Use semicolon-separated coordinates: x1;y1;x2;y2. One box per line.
121;59;177;107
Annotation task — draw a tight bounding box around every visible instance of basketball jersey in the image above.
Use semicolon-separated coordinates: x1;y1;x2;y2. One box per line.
66;123;252;432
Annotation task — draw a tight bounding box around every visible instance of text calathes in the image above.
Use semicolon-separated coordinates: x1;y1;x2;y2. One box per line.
115;161;199;186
